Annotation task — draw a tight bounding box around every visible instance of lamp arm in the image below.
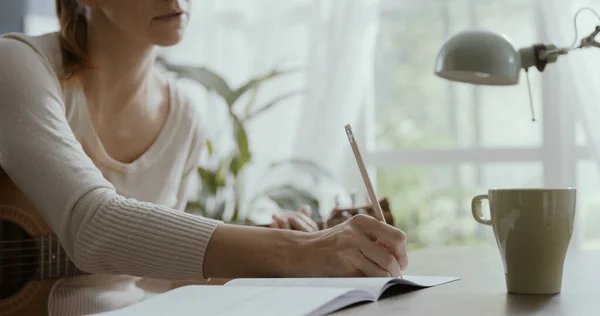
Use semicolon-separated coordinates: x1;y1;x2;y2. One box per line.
579;25;600;48
518;44;576;72
518;24;600;73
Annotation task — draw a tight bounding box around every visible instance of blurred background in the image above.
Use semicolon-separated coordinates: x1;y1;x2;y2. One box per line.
4;0;600;251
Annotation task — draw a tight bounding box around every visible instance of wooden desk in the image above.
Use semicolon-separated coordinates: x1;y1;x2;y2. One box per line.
335;246;600;316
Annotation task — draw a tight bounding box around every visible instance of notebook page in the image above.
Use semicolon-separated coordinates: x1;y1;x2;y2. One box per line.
226;275;460;299
98;285;362;316
381;276;460;297
226;277;393;298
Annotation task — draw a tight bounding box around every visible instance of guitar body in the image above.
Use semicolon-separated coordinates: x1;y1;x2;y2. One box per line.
0;279;55;316
0;202;56;316
0;169;74;316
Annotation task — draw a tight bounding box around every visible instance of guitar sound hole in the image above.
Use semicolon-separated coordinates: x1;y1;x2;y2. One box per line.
0;220;39;299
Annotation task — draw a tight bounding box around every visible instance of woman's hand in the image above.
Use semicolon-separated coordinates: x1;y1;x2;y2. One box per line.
204;213;407;279
301;214;407;277
270;205;319;232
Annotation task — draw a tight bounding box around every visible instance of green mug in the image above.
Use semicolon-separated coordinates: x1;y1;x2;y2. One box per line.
471;188;576;294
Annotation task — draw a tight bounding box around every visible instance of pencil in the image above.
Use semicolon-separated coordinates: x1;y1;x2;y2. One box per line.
344;124;386;223
345;124;403;279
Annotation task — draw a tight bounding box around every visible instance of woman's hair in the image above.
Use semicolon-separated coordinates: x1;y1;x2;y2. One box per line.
55;0;91;80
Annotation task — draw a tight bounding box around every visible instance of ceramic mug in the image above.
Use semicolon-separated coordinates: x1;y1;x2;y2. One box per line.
471;188;576;294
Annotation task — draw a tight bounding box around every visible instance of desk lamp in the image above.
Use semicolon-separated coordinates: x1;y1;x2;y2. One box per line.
434;9;600;87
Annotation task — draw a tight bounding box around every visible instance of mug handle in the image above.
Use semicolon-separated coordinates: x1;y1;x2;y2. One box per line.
471;194;492;226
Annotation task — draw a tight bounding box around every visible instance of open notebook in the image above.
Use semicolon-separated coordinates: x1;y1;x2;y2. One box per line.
101;276;458;316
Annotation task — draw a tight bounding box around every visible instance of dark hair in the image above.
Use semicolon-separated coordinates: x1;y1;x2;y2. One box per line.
55;0;91;80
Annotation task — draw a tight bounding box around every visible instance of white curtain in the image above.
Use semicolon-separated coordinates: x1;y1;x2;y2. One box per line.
161;0;380;219
535;0;600;248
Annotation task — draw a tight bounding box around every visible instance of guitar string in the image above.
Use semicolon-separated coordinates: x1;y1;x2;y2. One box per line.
1;239;50;244
2;267;82;280
0;248;68;254
1;253;48;259
0;250;71;260
0;243;66;248
2;266;79;277
0;239;68;249
1;252;71;260
0;247;50;252
0;258;72;264
2;277;82;283
2;263;80;277
0;245;71;260
2;264;78;273
2;259;73;268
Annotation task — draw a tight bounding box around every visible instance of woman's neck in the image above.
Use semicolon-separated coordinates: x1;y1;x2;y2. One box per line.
82;10;158;117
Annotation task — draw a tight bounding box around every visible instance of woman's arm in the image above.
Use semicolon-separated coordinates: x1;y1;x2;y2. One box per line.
204;214;408;278
0;37;220;281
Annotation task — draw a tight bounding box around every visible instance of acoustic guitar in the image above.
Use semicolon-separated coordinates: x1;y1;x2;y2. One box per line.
0;167;393;316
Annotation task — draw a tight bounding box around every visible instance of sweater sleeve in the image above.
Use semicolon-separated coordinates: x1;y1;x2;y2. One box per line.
0;38;221;280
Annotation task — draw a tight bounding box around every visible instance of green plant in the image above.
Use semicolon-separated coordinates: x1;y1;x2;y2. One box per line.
157;56;303;222
247;159;343;222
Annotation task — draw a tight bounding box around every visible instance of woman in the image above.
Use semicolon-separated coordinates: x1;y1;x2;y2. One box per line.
0;0;408;314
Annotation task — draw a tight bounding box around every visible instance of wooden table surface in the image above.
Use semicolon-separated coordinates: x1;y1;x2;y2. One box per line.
334;246;599;316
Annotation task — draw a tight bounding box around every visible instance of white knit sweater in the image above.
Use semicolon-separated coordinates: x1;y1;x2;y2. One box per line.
0;32;221;315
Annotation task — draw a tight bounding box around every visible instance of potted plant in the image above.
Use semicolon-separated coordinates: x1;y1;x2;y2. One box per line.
157;56;306;222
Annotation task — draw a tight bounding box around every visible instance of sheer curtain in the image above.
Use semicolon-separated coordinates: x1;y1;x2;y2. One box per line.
535;0;600;248
161;0;380;219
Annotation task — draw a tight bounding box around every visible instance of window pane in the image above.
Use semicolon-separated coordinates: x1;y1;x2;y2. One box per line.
376;162;543;248
475;0;543;148
576;121;587;146
481;162;544;188
374;0;542;150
577;161;600;249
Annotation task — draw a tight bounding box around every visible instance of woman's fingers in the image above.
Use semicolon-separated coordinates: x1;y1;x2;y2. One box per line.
376;239;408;271
305;213;408;278
296;210;319;231
294;205;319;231
288;214;314;232
349;215;407;267
349;248;392;277
357;234;402;277
272;206;319;232
299;205;311;215
272;214;291;230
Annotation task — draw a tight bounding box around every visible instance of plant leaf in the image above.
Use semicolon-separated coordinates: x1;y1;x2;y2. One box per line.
229;155;243;176
215;154;235;187
197;166;218;195
212;201;227;221
158;58;233;102
244;90;304;121
257;184;320;217
244;85;260;118
205;139;214;157
185;201;207;216
228;67;301;108
269;159;335;182
234;119;251;167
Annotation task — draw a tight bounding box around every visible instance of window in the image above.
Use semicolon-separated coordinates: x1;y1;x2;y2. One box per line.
370;0;599;249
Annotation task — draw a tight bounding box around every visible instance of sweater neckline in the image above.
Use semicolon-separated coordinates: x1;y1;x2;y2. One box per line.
75;80;177;173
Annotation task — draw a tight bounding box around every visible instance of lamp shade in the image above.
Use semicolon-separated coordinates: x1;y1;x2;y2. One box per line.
434;29;521;85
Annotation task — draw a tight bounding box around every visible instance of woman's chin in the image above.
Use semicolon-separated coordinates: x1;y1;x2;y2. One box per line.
148;26;188;47
151;34;186;47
